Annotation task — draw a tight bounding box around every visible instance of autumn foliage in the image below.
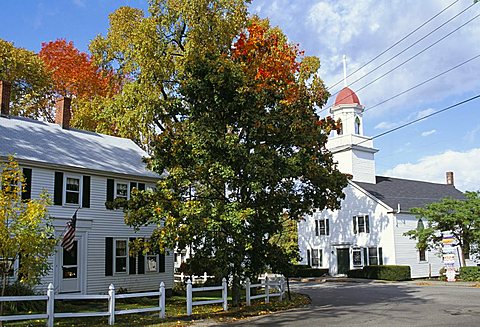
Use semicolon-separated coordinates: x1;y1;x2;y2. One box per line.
39;39;118;99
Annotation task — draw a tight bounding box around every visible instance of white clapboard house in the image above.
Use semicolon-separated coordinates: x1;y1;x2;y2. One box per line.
298;86;465;278
0;81;173;294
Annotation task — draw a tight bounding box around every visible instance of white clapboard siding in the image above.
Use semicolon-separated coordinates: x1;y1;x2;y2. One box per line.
393;213;443;278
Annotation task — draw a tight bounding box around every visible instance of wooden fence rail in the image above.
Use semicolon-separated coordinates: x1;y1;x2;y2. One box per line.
0;282;166;326
186;277;228;316
244;276;286;306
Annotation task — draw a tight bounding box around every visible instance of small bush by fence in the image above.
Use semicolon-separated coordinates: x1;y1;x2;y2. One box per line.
347;265;411;281
459;266;480;281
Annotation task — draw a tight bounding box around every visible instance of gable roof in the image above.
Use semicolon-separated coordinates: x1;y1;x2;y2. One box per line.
354;176;465;212
0;116;159;179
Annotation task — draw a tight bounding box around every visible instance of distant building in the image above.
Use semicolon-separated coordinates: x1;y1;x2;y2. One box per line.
298;86;465;278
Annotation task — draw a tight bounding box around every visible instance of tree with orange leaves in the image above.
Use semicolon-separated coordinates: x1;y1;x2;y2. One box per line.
39;39;118;99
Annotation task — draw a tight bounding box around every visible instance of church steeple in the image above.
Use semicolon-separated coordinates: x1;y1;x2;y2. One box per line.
326;56;378;184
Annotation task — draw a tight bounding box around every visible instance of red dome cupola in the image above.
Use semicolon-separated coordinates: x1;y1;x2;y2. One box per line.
334;87;361;106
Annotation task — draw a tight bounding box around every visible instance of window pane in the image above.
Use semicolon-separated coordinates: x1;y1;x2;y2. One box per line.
116;183;128;197
147;256;157;272
63;267;77;279
66;191;79;204
63;241;77;266
66;178;79;191
312;249;321;267
319;220;326;235
353;250;362;266
358;216;365;233
116;258;127;272
419;249;426;262
116;240;127;256
368;247;378;265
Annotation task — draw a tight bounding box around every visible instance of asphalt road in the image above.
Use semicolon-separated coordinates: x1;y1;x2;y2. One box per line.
220;281;480;327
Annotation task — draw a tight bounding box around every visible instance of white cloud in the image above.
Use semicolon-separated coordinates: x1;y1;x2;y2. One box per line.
383;148;480;191
421;129;436;137
416;108;436;119
464;125;480;143
375;121;398;130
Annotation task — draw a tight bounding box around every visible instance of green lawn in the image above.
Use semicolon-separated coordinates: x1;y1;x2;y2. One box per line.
2;291;310;326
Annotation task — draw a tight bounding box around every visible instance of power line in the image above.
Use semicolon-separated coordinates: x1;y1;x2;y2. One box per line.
356;94;480;147
328;0;461;91
327;11;480;110
333;1;477;94
366;53;480;112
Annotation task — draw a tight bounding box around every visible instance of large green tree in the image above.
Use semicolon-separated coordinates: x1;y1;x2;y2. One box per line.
0;157;56;315
111;1;347;305
0;39;53;121
406;192;480;266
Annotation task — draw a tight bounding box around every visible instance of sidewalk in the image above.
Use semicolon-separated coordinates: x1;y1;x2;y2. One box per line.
290;276;480;287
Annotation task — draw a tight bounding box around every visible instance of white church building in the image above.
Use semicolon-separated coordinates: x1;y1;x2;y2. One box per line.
297;85;464;278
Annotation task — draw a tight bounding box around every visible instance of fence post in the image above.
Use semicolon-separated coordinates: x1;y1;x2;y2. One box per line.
180;272;184;282
108;284;115;325
222;277;228;311
186;279;192;316
159;282;166;319
245;278;251;306
280;277;285;301
203;272;208;283
46;283;54;327
265;276;269;304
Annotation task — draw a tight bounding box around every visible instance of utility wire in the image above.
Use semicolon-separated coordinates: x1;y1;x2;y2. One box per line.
333;1;477;95
328;0;461;91
325;11;480;112
365;53;480;112
355;94;480;147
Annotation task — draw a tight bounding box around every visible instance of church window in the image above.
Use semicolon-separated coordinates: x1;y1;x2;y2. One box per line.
337;119;343;135
355;116;361;134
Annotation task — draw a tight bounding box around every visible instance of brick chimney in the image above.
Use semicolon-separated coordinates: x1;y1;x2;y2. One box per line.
55;97;72;129
0;80;11;117
446;171;454;186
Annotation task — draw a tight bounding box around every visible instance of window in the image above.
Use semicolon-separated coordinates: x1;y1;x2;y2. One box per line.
146;252;158;272
115;240;127;273
353;215;370;234
355;116;361;134
419;249;427;262
367;247;383;265
311;249;322;268
337;119;343;135
315;219;329;236
116;182;128;199
65;177;80;204
352;248;362;267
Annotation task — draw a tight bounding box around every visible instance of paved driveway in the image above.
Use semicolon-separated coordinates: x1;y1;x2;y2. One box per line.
220;281;480;326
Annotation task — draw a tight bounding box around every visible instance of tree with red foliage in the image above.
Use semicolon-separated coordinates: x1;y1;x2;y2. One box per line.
39;39;118;99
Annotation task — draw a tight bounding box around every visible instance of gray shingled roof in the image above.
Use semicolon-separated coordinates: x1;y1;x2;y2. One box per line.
0;116;159;179
355;176;465;212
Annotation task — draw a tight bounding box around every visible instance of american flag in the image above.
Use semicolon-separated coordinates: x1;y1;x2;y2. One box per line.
61;209;78;252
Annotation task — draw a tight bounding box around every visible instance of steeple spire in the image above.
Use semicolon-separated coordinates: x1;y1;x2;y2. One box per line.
343;55;347;87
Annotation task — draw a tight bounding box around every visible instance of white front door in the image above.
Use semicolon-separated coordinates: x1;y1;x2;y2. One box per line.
60;240;81;293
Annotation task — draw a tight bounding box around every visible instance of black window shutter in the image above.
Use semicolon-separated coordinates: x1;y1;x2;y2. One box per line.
54;172;63;205
128;238;137;275
379;247;383;265
326;219;330;236
130;182;137;196
366;215;370;233
314;220;319;236
138;252;145;274
82;176;91;208
105;238;113;276
138;183;145;191
306;249;311;266
159;253;165;273
22;168;32;200
353;217;357;234
363;248;368;266
106;179;114;202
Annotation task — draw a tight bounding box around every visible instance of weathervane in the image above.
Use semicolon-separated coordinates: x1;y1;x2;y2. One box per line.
343;54;348;87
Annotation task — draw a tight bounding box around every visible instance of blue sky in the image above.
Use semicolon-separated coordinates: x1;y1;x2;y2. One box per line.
2;0;479;191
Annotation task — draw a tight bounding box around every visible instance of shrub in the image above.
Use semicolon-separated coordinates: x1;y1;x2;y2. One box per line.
290;265;329;278
347;265;411;281
1;282;43;314
459;266;480;281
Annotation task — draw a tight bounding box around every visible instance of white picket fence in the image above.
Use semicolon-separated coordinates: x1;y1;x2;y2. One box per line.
186;277;228;316
175;272;216;284
0;282;166;326
245;276;286;306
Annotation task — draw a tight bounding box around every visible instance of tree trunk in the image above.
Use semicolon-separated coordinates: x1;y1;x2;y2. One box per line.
1;272;7;326
286;277;291;301
231;274;241;307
